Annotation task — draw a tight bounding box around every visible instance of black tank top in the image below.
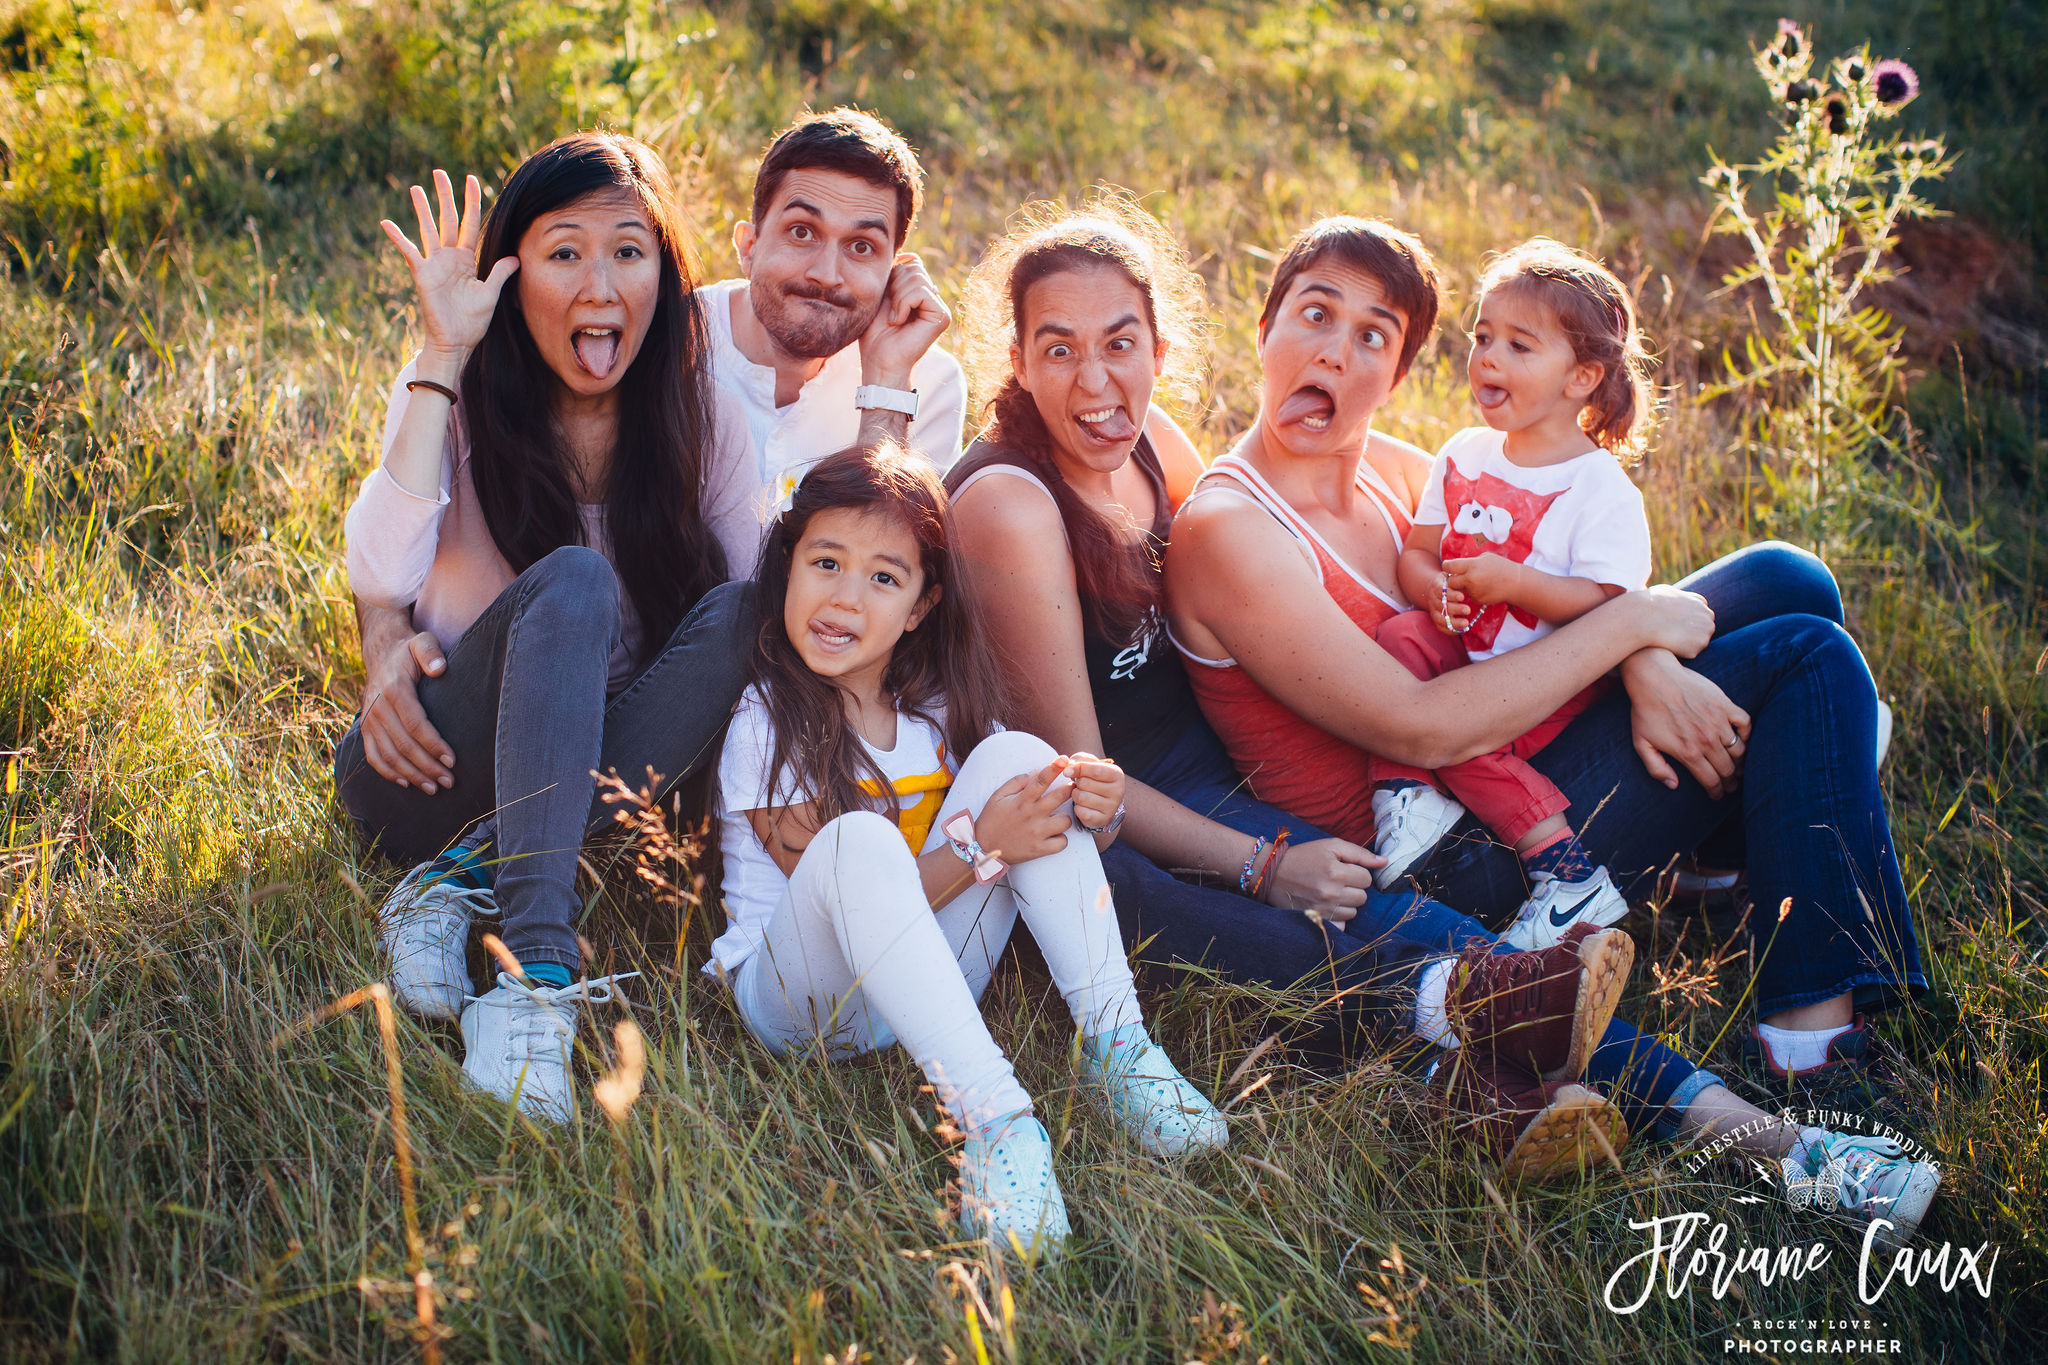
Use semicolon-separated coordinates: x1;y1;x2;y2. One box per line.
945;433;1199;775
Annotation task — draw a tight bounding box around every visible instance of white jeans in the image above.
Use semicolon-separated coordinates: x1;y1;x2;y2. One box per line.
732;730;1142;1131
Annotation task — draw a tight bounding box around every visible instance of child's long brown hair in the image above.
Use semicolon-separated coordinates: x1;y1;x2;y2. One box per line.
750;443;1010;830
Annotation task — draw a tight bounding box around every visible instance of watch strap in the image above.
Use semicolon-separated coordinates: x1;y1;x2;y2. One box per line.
854;384;919;418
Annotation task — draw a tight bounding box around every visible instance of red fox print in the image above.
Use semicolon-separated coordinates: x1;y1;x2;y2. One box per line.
1438;469;1566;651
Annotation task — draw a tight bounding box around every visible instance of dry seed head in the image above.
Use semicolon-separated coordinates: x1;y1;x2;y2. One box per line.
480;932;526;980
594;1019;646;1123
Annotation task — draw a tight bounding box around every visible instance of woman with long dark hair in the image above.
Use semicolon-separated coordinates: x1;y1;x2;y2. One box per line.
333;133;757;1121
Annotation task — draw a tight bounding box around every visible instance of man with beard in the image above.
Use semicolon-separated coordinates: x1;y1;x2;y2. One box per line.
702;107;966;509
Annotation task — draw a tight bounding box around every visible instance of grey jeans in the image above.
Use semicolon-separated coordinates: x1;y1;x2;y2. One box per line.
335;546;754;970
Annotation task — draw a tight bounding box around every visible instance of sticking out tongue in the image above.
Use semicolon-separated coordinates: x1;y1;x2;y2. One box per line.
1079;408;1140;443
1276;385;1335;427
573;330;620;380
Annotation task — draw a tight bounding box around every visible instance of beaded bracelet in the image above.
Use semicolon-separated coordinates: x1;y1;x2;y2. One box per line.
1237;834;1268;896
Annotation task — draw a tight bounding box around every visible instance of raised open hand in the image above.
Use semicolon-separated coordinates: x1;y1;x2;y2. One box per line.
379;169;519;374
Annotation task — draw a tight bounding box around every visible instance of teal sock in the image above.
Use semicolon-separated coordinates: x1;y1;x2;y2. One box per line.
443;837;494;890
523;962;571;988
1084;1021;1151;1068
1523;831;1595;882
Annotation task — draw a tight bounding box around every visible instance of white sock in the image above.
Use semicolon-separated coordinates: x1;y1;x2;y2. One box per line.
1413;958;1461;1048
1756;1021;1851;1071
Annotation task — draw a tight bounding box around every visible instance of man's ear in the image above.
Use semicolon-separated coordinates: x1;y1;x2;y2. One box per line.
906;582;942;632
732;220;756;277
1009;342;1027;392
1153;337;1169;379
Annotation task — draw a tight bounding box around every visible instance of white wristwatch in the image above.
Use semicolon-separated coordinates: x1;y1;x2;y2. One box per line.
854;384;919;418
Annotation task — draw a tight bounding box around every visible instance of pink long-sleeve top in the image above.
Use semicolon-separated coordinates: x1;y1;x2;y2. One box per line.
343;357;764;692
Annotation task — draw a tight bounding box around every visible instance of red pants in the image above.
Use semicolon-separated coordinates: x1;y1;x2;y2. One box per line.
1366;610;1604;847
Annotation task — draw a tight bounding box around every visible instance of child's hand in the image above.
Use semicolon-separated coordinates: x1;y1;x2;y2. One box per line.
1442;553;1521;608
972;759;1076;867
1062;753;1125;833
1430;576;1474;635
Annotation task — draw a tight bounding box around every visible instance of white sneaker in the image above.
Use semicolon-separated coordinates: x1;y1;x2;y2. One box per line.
379;835;495;1020
459;970;637;1124
1081;1028;1229;1157
1788;1130;1941;1245
1874;699;1894;768
960;1115;1070;1262
1371;785;1467;889
1500;866;1630;951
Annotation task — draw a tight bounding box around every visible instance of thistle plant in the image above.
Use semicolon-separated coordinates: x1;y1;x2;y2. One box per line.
1701;19;1953;550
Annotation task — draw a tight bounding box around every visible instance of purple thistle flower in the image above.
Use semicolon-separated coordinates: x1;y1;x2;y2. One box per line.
1873;58;1919;105
1847;60;1866;82
1776;18;1803;57
1825;95;1850;136
1785;79;1819;105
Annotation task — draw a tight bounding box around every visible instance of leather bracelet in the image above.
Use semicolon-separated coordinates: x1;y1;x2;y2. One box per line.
406;378;458;404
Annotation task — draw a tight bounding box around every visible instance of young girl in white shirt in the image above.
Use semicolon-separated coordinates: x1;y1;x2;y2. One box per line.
1372;239;1658;951
713;442;1226;1261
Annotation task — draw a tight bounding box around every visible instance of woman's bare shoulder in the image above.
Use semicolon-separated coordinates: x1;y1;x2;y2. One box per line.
1367;428;1434;508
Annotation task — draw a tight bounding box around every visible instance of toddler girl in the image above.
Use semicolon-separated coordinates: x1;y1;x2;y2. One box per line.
1374;238;1658;950
711;443;1226;1261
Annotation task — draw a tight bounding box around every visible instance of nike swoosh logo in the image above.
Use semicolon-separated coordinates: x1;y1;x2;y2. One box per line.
1549;890;1603;928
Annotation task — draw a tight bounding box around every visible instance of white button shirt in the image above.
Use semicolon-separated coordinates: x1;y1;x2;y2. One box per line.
700;277;967;505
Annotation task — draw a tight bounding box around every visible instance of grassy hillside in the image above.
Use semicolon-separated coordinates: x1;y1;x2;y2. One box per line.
1;2;2044;1360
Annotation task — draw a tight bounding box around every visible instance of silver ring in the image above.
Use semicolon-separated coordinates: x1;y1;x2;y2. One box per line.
1723;736;1740;749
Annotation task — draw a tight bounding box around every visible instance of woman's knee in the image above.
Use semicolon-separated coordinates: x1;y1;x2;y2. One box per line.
520;546;622;634
1732;613;1875;700
1697;540;1844;627
1746;540;1842;620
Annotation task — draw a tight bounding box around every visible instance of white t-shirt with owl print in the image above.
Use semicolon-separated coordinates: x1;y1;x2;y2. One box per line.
1414;426;1651;662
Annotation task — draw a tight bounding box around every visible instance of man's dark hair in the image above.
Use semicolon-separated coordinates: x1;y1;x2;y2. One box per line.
751;107;923;248
1257;217;1442;378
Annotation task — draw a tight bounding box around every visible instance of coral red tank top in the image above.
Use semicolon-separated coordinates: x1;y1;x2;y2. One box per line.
1174;453;1414;847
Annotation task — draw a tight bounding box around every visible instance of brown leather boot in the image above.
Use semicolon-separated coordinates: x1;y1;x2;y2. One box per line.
1443;924;1634;1081
1433;1050;1630;1184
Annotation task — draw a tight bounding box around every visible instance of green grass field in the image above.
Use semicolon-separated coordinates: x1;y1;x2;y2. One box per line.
1;1;2044;1360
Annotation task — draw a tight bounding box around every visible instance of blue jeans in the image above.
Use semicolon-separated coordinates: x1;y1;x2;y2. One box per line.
335;548;755;971
1108;704;1720;1139
1412;541;1925;1019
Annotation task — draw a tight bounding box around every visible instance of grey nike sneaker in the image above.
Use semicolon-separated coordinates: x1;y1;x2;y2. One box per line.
1500;865;1629;951
379;830;494;1020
